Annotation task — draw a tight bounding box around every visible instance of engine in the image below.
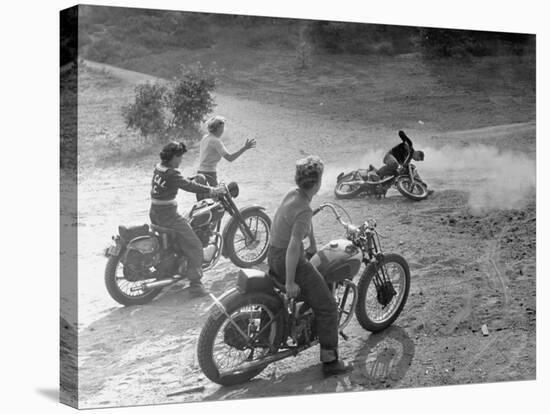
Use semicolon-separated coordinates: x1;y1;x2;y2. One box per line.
194;226;213;247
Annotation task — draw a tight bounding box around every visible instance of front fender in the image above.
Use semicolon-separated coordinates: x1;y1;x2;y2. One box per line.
221;205;267;257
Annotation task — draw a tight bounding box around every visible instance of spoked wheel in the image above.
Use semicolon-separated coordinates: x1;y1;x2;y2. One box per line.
104;254;162;306
226;210;271;268
197;292;283;386
395;176;428;201
355;253;410;332
334;172;363;199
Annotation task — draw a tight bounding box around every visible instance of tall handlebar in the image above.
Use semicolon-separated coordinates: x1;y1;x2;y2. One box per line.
315;203;351;229
315;202;376;234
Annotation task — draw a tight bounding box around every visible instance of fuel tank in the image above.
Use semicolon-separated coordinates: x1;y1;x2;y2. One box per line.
310;239;363;283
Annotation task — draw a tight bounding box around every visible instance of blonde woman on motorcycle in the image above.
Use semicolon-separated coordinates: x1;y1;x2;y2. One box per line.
267;155;353;376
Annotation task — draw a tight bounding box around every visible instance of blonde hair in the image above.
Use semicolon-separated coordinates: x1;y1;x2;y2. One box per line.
206;115;226;133
295;155;324;190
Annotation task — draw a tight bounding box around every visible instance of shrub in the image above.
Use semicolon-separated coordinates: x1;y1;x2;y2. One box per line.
122;83;167;138
165;63;217;132
121;63;217;141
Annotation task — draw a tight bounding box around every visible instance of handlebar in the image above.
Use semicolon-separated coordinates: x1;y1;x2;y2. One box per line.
315;203;354;231
315;202;377;235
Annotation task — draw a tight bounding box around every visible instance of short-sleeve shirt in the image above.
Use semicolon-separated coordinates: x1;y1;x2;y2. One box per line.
198;134;229;172
269;189;313;249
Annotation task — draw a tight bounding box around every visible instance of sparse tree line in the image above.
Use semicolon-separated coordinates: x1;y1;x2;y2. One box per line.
68;5;534;67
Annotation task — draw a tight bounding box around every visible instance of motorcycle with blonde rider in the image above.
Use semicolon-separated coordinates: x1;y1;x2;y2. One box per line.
196;202;410;385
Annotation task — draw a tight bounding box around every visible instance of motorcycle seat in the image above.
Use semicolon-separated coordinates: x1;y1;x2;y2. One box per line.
118;224;149;242
366;175;394;184
237;269;274;293
150;224;178;236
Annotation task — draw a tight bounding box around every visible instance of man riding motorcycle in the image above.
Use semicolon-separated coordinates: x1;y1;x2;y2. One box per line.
267;155;353;376
150;141;226;298
373;130;424;179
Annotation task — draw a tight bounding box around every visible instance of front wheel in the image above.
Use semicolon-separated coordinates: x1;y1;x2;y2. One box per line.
197;291;283;386
395;176;428;201
355;253;410;332
104;254;162;306
225;209;271;268
334;172;363;199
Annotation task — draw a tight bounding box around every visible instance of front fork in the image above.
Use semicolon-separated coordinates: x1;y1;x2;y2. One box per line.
226;198;258;242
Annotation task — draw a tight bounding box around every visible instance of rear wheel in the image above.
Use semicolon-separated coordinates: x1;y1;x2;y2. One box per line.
104;254;162;306
355;253;410;332
197;291;283;386
395;176;428;201
334;172;363;199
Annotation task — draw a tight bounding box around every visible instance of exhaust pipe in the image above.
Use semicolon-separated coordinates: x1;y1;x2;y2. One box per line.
219;350;296;379
131;276;181;292
218;341;319;379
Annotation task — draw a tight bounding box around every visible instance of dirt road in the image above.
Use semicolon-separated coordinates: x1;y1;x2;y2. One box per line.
73;62;536;408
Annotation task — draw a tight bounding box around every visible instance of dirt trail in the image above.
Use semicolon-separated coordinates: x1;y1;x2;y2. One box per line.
75;62;536;408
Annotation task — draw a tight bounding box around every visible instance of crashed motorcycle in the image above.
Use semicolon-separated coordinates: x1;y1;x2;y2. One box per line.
197;203;410;386
334;156;429;201
103;181;271;306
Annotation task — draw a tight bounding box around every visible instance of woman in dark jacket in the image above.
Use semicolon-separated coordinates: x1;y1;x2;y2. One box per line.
150;141;225;297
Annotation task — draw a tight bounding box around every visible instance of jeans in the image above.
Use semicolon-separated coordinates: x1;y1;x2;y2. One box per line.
376;152;400;178
149;205;203;282
196;171;218;201
267;245;338;362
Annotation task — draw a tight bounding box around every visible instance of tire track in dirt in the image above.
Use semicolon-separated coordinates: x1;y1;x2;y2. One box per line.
442;287;474;335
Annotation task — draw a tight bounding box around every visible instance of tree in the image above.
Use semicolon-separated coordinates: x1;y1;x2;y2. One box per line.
122;83;167;139
165;63;217;132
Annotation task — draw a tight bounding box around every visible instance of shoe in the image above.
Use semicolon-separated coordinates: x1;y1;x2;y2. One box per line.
188;281;208;298
322;359;353;377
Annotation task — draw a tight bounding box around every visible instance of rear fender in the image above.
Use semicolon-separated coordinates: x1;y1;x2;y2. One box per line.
337;171;357;183
104;235;125;257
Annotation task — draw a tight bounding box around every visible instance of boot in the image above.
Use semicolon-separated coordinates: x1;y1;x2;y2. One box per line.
322;359;354;377
188;280;208;298
321;348;353;377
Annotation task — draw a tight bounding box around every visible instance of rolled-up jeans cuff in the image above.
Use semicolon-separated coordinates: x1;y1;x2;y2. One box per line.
320;347;338;363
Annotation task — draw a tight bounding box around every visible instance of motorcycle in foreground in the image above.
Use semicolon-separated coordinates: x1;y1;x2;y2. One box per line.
103;181;271;306
334;154;429;201
197;202;410;386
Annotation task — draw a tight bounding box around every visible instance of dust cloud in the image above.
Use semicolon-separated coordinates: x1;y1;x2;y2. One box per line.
320;144;535;214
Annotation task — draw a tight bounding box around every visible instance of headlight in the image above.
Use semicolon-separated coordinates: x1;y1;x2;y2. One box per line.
227;182;239;198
